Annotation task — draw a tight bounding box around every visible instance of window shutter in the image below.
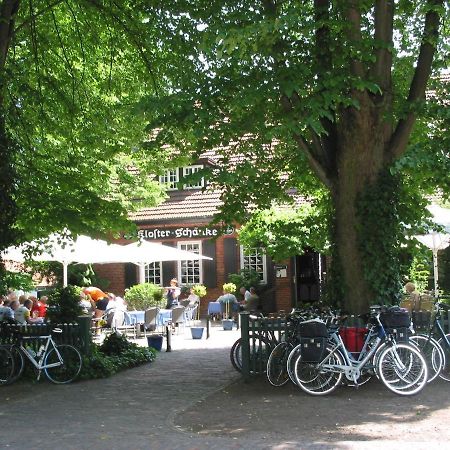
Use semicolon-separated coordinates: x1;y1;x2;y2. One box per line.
223;238;238;280
162;241;177;286
266;254;274;288
202;239;216;288
124;263;137;289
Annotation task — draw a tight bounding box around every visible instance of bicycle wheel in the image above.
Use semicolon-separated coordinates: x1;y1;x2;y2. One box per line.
267;342;291;387
377;343;428;395
6;345;25;384
437;334;450;382
0;346;14;385
409;334;444;383
293;345;344;396
230;338;243;372
230;336;271;375
44;345;82;384
287;343;302;384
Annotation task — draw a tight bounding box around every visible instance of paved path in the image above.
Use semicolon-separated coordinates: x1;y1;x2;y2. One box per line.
1;325;449;450
0;326;243;450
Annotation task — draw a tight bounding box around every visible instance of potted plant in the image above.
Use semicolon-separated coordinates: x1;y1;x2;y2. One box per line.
221;283;236;330
190;284;207;339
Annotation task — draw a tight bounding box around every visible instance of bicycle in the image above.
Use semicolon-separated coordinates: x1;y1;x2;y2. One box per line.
5;328;82;384
410;300;449;382
292;305;428;396
230;313;283;374
0;345;15;385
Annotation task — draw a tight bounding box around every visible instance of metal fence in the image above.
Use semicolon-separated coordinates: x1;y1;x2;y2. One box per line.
0;317;91;355
239;308;450;380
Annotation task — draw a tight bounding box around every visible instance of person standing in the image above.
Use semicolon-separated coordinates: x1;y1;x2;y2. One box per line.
165;279;181;309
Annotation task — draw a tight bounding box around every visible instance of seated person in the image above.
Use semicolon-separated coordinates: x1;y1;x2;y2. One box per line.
187;288;200;307
30;295;48;318
217;290;239;318
79;292;96;316
239;286;251;303
0;300;14;322
13;299;43;324
242;287;260;312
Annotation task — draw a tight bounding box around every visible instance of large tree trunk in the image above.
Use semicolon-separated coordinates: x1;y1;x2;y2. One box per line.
331;99;387;314
0;0;20;251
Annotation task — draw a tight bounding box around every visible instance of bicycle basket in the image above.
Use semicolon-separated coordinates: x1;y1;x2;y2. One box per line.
298;320;328;338
300;337;326;362
380;307;410;328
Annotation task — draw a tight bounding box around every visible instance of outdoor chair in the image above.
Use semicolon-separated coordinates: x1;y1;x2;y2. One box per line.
143;307;159;336
170;306;186;334
110;309;137;339
184;305;198;325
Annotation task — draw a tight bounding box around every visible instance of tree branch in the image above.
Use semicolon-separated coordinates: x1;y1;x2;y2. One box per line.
85;0;160;96
13;0;64;35
388;0;444;161
292;131;333;190
0;0;20;72
372;0;394;90
340;0;365;79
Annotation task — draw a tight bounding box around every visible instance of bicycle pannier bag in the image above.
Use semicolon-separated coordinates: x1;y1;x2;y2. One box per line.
299;337;326;362
298;320;328;338
298;320;328;362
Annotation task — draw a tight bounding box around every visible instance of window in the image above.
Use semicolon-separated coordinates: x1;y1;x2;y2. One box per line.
182;165;204;189
145;262;162;285
159;169;179;190
240;246;267;284
178;242;202;285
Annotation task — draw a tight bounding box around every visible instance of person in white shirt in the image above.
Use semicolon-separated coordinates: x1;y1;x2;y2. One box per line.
0;300;14;321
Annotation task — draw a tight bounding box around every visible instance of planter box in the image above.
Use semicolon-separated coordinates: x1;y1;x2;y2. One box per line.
147;334;164;351
190;327;204;339
222;319;234;331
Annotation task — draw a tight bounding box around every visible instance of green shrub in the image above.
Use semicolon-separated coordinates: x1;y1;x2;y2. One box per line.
46;285;83;323
228;268;261;291
79;333;156;380
124;283;164;310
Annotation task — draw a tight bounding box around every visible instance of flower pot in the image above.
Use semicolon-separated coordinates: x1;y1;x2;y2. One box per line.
147;334;164;351
222;319;234;331
190;327;204;339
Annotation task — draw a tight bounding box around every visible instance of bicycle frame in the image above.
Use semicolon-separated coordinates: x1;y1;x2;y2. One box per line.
317;309;409;385
19;334;63;379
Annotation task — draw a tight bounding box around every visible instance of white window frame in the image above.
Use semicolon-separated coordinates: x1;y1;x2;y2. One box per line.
182;165;204;190
159;169;179;191
144;261;162;286
177;241;203;285
240;246;267;284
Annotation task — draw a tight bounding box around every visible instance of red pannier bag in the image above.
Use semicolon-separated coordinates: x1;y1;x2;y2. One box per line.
339;327;368;353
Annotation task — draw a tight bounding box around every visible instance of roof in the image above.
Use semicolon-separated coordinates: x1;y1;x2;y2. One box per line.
129;189;223;223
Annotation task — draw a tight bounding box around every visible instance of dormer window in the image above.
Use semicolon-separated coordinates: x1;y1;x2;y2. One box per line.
159;169;179;190
182;165;204;189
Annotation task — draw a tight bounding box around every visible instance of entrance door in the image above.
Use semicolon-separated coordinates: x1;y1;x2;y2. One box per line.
295;250;325;305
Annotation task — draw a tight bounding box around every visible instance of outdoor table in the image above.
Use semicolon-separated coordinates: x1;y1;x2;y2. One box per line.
128;310;145;324
157;309;172;327
207;301;222;315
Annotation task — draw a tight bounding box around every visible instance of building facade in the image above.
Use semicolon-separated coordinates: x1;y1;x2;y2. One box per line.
94;163;325;316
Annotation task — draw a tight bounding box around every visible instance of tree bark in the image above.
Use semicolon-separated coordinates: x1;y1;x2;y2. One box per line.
0;0;20;251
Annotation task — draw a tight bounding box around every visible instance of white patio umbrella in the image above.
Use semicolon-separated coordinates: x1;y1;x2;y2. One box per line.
121;240;212;284
1;234;126;287
414;204;450;297
2;234;212;286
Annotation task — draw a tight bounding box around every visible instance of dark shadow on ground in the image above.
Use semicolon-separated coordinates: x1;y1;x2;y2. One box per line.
175;372;450;445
